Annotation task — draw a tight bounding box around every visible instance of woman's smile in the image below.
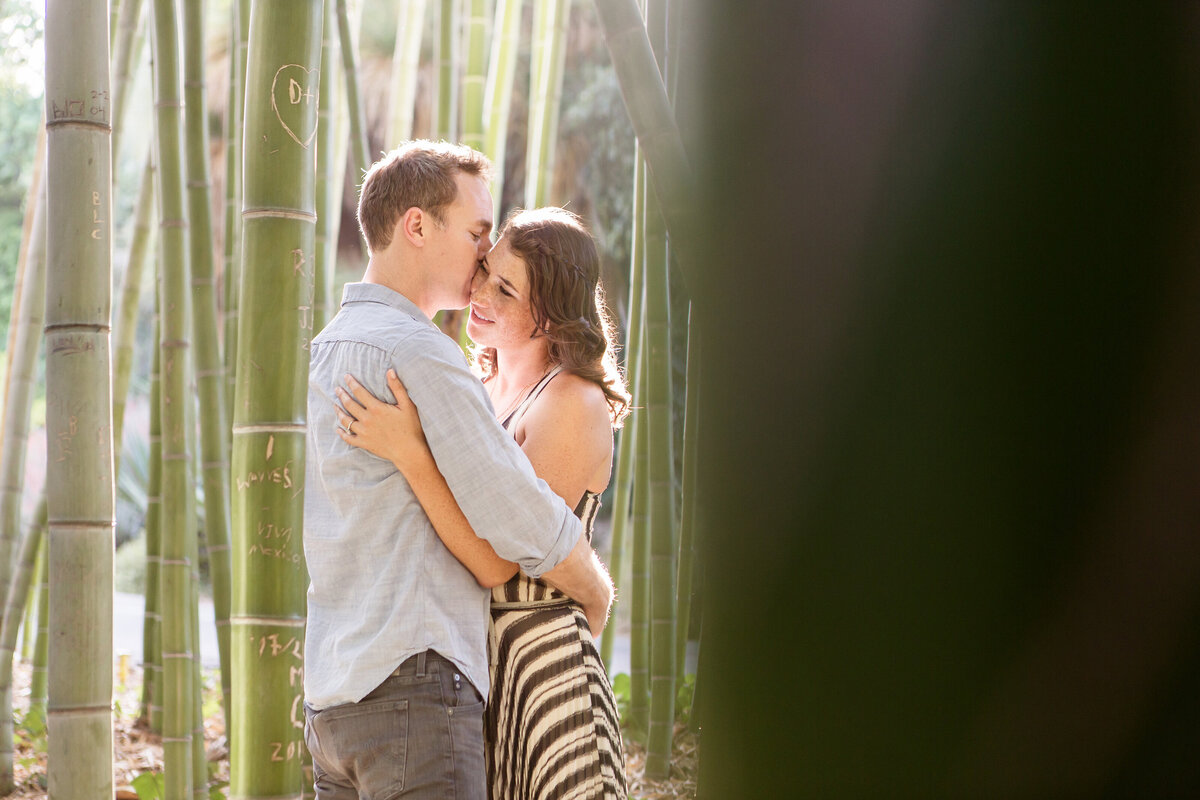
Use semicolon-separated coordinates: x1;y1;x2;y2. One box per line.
469;304;494;325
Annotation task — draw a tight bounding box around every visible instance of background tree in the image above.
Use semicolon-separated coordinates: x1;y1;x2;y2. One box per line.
43;0;115;795
229;1;322;797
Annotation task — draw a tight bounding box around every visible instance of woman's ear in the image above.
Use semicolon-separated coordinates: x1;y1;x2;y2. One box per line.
399;206;425;247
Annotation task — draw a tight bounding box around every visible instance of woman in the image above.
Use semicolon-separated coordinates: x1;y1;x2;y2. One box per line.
334;207;630;799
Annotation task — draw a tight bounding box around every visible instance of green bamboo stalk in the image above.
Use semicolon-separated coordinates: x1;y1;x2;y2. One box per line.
143;325;164;731
315;0;345;334
113;151;156;452
183;0;234;734
387;0;428;145
674;302;698;687
599;152;644;672
437;0;460;140
224;0;250;427
523;0;551;208
628;314;650;743
44;0;116;794
231;1;321;795
532;0;568;206
481;0;520;221
591;0;693;279
110;0;145;167
0;171;46;794
19;527;43;662
643;178;677;780
28;506;49;725
150;0;198;792
189;503;206;800
337;0;371;179
0;169;45;633
461;0;487;151
0;504;50;739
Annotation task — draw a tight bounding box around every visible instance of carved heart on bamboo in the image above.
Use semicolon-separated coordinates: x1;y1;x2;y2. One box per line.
270;64;319;149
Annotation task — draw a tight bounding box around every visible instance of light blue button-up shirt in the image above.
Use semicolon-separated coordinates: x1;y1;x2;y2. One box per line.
303;283;581;709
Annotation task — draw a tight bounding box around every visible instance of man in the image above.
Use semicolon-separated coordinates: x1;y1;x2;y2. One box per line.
303;140;613;800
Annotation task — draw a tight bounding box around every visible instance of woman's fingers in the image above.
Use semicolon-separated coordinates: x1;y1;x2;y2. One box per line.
344;374;383;410
386;369;411;406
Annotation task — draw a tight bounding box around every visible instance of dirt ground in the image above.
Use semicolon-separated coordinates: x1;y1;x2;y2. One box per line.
6;660;696;800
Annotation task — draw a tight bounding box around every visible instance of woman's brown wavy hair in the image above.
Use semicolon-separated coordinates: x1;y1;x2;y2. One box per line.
474;208;631;427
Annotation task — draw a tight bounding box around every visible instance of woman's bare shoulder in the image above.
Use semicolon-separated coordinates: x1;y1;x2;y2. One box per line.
541;370;612;425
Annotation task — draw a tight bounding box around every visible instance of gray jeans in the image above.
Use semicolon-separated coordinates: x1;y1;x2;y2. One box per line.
304;650;486;800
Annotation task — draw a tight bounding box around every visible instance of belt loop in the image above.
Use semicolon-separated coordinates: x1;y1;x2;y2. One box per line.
416;650;427;677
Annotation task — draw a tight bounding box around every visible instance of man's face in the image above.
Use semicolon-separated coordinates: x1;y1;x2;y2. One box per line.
428;173;493;310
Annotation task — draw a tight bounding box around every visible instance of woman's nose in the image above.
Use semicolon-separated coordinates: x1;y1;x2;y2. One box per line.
470;271;487;298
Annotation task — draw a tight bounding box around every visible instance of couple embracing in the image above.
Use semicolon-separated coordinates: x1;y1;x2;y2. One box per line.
302;140;630;799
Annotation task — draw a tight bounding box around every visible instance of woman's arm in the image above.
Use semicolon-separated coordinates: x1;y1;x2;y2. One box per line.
335;370;518;588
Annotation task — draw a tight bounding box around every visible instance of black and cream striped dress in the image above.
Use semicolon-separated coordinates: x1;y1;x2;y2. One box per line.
485;367;627;800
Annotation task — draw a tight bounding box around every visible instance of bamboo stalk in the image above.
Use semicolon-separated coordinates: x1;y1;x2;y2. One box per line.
314;0;343;334
599;152;644;672
591;0;693;280
143;318;164;731
523;0;550;208
337;0;371;179
533;0;568;205
18;527;43;662
461;0;488;151
150;0;198;791
387;0;428;145
28;506;49;725
110;0;145;167
674;302;699;687
481;0;520;221
628;315;650;742
44;0;116;792
642;183;677;779
0;167;46;794
223;0;250;426
113;152;156;451
437;0;460;140
183;0;234;733
231;1;321;795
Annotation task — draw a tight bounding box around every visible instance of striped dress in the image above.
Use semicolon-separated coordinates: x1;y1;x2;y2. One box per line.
485;367;627;800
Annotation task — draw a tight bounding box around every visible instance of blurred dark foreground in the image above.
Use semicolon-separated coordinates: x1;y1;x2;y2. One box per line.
686;2;1200;796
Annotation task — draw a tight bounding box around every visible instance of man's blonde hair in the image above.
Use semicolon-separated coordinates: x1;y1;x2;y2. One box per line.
356;140;492;254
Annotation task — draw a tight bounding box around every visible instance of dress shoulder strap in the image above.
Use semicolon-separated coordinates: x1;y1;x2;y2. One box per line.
501;364;564;431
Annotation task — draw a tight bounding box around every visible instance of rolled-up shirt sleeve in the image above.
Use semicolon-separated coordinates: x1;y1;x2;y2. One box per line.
392;329;581;577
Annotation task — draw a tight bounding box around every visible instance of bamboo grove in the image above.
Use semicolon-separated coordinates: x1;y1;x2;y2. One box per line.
0;0;701;794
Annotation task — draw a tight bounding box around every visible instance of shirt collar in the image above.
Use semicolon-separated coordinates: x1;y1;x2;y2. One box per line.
340;282;437;330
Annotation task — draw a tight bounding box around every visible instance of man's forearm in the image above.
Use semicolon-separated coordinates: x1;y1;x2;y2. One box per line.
540;533;614;636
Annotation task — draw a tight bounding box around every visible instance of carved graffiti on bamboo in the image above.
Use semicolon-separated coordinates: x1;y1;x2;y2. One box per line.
249;632;306;761
270;64;319;149
49;89;109;123
91;189;105;239
294;248;315;350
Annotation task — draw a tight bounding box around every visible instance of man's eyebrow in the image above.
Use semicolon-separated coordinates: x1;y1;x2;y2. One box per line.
476;219;493;235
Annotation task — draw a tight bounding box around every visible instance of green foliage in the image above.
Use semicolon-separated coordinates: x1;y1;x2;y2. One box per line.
0;0;44;337
611;671;631;719
675;671;695;722
559;40;635;293
14;706;46;782
114;532;147;594
131;770;165;800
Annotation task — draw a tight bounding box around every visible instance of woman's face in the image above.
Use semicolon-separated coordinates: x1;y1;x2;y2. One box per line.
467;237;539;350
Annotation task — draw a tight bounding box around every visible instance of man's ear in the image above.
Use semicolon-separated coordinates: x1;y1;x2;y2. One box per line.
399;206;425;247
